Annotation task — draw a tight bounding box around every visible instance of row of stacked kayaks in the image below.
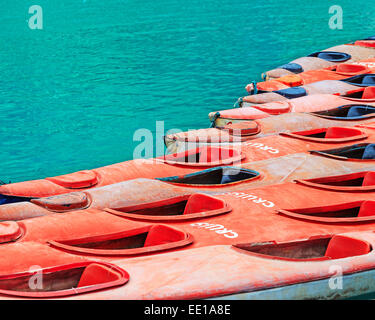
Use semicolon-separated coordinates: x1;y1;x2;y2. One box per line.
2;37;375;300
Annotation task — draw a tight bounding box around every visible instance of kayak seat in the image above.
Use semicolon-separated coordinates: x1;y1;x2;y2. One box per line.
362;144;375;159
308;51;351;62
362;76;375;86
221;174;240;184
107;193;231;221
277;63;304;74
77;263;122;288
342;74;375;87
183;194;227;215
235;232;372;261
144;225;186;247
362;172;375;187
49;224;192;256
274;87;307;99
358;201;375;217
295;171;375;191
347;105;375;117
311;143;375;160
342;87;375;100
325;235;371;259
324;127;364;139
234;237;332;261
362;87;375;99
278;200;375;222
311;104;375;119
0;261;129;298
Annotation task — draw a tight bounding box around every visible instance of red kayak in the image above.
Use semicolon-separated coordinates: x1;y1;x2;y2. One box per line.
237;75;375;106
211;88;375;125
0;232;374;300
1;125;375;201
263;37;375;80
205;88;375;137
0;171;375;299
166;105;375;153
2;147;375;221
246;59;375;93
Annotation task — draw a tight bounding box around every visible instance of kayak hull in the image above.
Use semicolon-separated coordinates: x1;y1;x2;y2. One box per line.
264;42;375;80
241;81;375;106
1;125;375;198
2;152;375;220
1;174;375;299
247;59;375;93
166;110;375;153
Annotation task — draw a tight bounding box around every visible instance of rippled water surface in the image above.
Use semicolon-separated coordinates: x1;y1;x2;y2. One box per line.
1;0;374;181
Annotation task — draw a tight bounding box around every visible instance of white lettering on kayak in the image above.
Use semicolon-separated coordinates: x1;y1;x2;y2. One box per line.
243;141;279;154
190;223;239;239
223;192;275;208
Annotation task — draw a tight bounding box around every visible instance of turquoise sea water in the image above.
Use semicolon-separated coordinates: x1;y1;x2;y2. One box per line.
1;0;374;182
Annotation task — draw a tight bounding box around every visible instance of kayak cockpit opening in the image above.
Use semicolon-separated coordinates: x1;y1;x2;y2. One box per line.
295;171;375;191
278;201;375;223
162;146;244;166
48;224;193;256
0;262;128;298
106;193;231;221
218;121;260;136
311;143;375;160
311;104;375;120
156;167;261;186
308;51;351;62
342;74;375;87
281;127;367;142
234;234;371;261
342;88;375;101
